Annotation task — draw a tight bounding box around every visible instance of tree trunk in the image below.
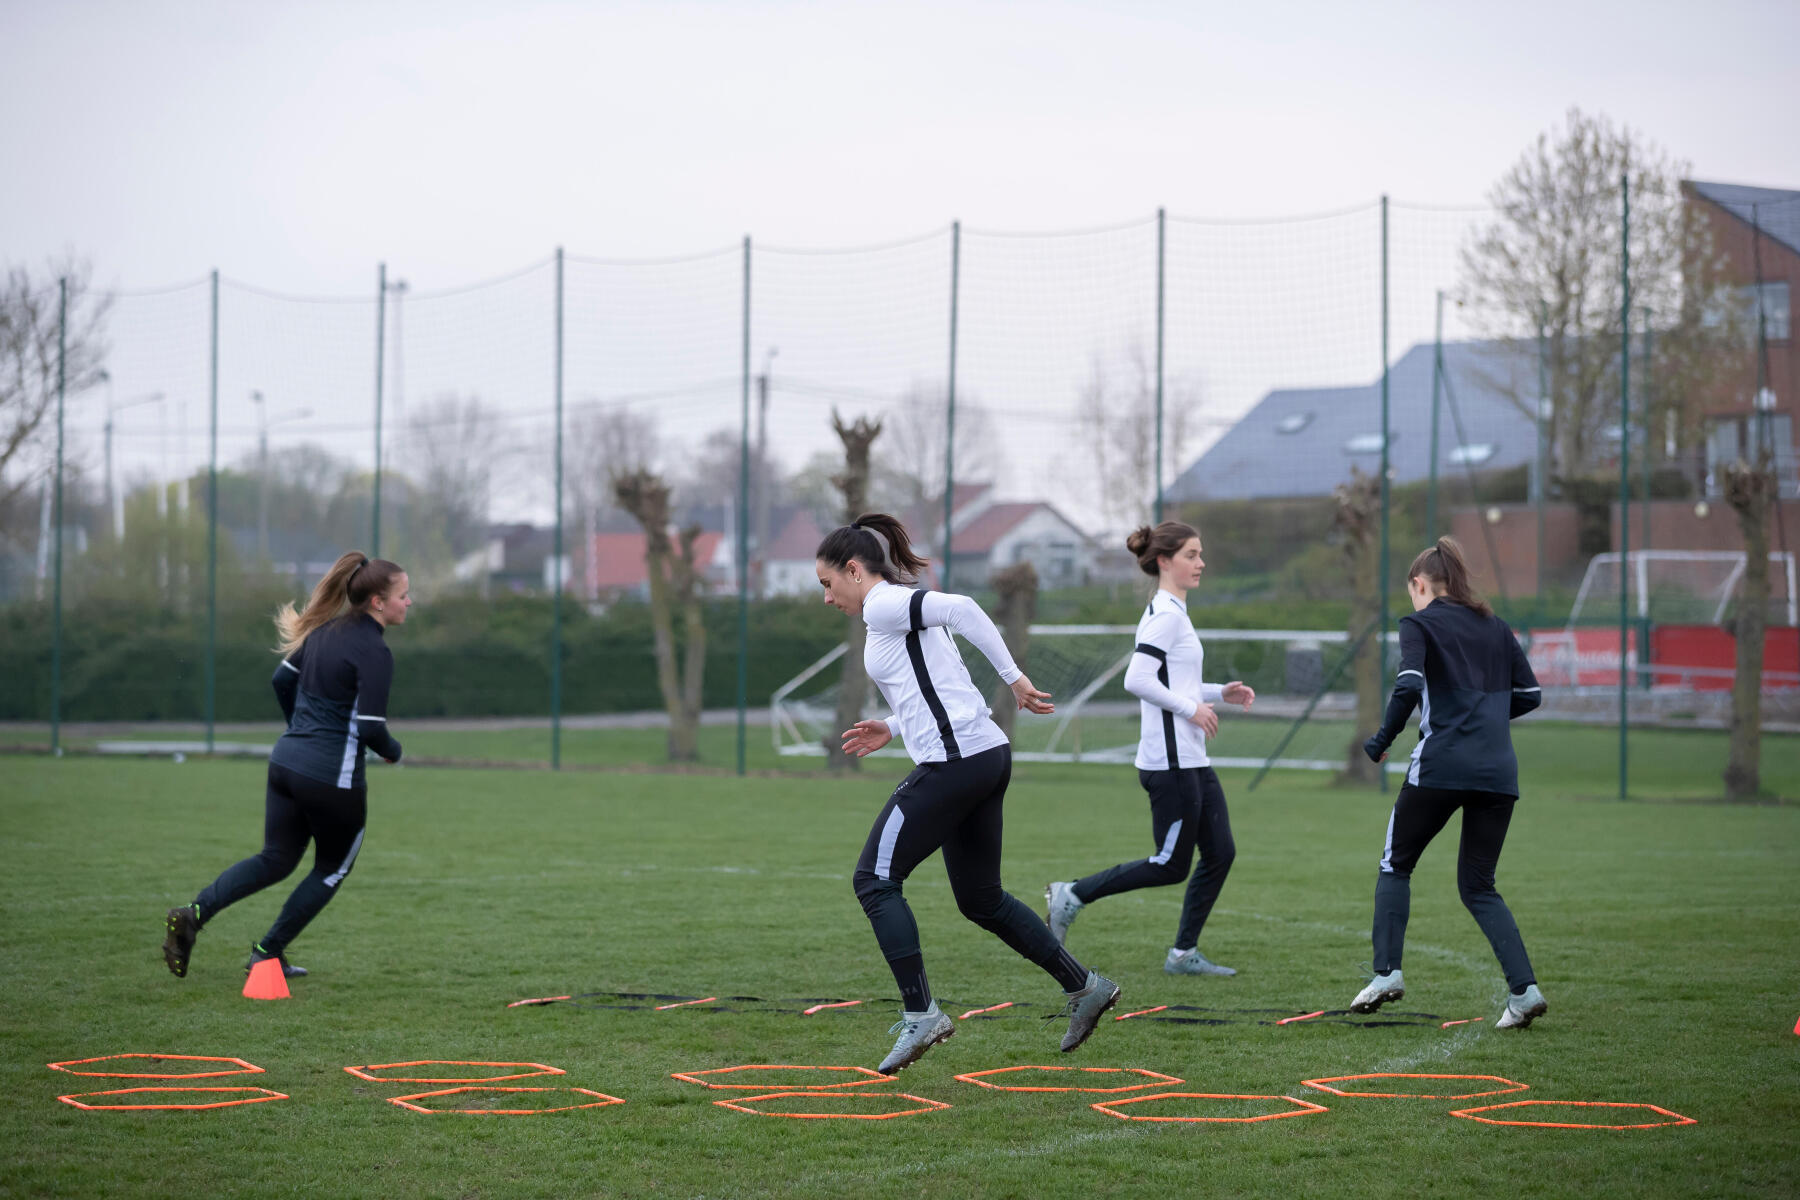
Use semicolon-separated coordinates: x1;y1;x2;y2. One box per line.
988;561;1038;737
614;469;703;763
1722;459;1774;801
827;410;884;769
1334;468;1383;786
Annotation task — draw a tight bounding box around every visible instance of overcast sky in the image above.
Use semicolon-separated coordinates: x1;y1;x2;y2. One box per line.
6;0;1797;293
5;1;1797;532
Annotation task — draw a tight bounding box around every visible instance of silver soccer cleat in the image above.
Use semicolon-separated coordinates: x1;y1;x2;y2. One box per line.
1057;970;1121;1052
1164;947;1237;976
1350;969;1405;1013
1495;984;1547;1030
1044;881;1084;946
876;1003;956;1074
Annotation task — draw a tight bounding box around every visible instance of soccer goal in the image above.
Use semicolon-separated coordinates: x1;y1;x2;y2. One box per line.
1530;550;1798;691
770;624;1375;771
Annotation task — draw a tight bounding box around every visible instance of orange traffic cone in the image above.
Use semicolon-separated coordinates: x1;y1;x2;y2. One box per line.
243;957;290;1000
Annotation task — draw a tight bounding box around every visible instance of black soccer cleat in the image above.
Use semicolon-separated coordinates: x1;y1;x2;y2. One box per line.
245;945;308;979
162;905;200;978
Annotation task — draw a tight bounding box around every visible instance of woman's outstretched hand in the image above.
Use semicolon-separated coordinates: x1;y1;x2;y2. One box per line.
841;720;893;758
1011;675;1054;715
1221;681;1255;709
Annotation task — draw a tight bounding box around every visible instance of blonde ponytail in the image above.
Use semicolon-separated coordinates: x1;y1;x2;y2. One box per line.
275;551;404;656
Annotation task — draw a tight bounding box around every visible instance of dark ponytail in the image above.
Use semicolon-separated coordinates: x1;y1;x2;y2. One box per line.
1125;521;1200;577
1407;536;1492;618
815;512;927;585
275;550;405;655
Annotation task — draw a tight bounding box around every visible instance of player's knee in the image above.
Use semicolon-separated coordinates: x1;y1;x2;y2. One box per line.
260;849;303;880
854;870;901;915
1457;873;1497;907
1146;858;1187;886
952;885;1008;926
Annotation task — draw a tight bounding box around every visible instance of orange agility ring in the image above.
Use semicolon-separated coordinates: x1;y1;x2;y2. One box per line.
1092;1092;1329;1124
670;1065;894;1090
48;1054;265;1080
57;1087;288;1111
954;1066;1184;1093
344;1061;565;1083
712;1091;951;1119
1450;1101;1696;1130
1302;1073;1528;1100
387;1087;625;1114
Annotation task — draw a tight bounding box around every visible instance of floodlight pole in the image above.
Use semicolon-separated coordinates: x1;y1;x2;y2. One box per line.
736;235;752;776
1428;290;1444;539
943;220;960;589
1617;174;1630;801
372;263;386;557
206;270;219;755
1155;207;1166;523
1378;196;1391;793
51;279;67;757
552;248;565;770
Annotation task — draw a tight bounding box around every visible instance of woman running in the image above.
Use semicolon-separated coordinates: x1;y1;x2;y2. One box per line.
1044;521;1254;976
161;551;411;982
1352;536;1547;1028
822;513;1120;1073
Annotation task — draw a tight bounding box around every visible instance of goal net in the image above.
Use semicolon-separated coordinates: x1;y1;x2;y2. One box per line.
770;625;1371;771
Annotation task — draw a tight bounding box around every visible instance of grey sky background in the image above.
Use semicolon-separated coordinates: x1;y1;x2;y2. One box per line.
5;1;1797;531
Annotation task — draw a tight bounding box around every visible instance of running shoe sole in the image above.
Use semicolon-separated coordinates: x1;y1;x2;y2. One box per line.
162;907;198;978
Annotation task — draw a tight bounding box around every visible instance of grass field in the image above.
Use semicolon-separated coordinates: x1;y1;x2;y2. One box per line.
3;729;1798;1198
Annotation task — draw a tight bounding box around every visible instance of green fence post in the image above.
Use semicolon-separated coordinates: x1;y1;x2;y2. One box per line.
943;220;960;589
552;248;565;770
736;235;752;776
372;262;386;557
51;278;67;757
206;270;219;754
1378;196;1391;793
1617;174;1631;800
1639;308;1654;690
1536;302;1549;603
1155;207;1166;523
1427;289;1443;538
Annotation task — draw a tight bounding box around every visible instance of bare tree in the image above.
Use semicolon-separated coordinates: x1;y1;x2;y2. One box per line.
1334;467;1383;786
569;406;659;599
1075;344;1195;535
988;561;1038;738
1;258;111;517
1722;454;1777;801
400;393;509;572
614;468;707;762
1460;108;1738;486
879;383;999;514
826;409;883;772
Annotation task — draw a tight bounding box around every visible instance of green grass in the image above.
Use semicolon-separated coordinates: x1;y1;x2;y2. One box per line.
2;739;1798;1198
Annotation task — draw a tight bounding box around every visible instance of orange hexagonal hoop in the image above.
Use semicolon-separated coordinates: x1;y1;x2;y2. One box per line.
57;1087;288;1111
1092;1092;1329;1124
1449;1100;1696;1130
670;1064;894;1090
344;1060;566;1083
386;1087;625;1114
1301;1073;1528;1100
712;1091;951;1120
954;1066;1185;1093
48;1054;265;1080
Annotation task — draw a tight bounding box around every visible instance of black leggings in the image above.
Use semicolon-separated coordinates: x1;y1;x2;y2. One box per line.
852;745;1087;1008
194;761;367;957
1372;784;1535;992
1072;767;1235;951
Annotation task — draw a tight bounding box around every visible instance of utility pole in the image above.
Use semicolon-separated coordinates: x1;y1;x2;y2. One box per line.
754;347;777;599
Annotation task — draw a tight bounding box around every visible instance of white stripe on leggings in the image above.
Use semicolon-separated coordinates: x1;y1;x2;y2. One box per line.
323;828;365;888
1148;818;1184;866
873;807;906;880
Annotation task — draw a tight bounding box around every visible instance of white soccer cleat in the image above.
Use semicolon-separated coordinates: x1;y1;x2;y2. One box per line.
1495;984;1547;1030
1350;969;1405;1013
1164;947;1236;976
1044;881;1084;946
876;1003;955;1074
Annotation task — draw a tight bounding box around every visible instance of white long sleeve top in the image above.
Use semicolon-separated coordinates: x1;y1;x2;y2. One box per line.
1125;589;1223;771
863;581;1019;764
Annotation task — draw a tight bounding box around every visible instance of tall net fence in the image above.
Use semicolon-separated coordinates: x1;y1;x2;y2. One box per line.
5;190;1794;787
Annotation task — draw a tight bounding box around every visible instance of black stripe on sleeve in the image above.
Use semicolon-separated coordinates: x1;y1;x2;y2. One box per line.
908;590;961;760
1134;642;1179;769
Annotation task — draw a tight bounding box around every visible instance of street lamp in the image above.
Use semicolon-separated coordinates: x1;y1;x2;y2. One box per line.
106;382;166;542
250;390;313;561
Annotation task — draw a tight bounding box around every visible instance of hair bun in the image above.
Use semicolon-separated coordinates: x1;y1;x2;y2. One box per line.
1124;525;1152;556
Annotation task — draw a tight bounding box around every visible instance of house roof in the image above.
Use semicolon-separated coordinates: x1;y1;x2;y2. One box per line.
950;502;1084;555
765;509;826;562
1165;339;1540;503
1686;181;1800;258
588;530;725;590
